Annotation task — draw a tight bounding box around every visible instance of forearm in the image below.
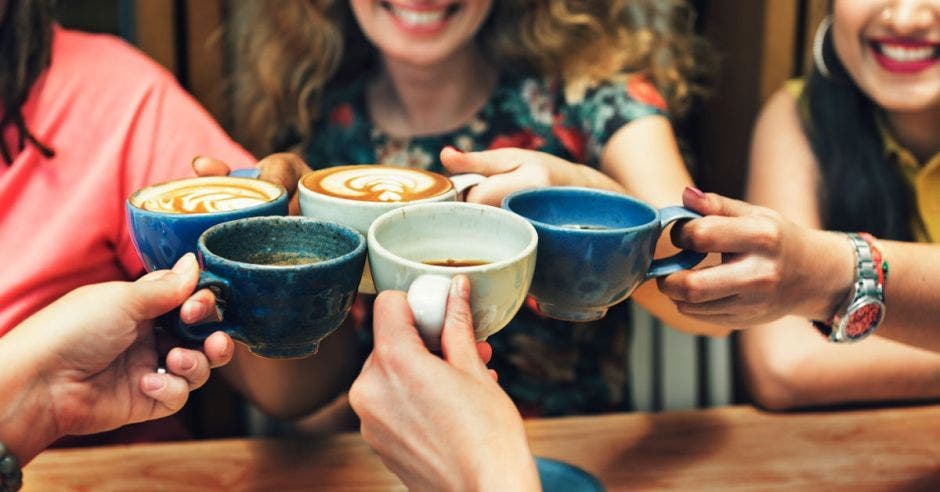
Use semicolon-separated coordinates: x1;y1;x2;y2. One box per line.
0;329;60;464
870;241;940;349
741;317;940;410
219;324;359;420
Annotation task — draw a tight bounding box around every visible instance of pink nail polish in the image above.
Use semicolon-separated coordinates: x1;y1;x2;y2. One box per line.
685;186;706;199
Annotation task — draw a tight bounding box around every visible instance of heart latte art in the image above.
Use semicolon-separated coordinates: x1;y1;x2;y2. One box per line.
130;176;282;214
303;165;453;202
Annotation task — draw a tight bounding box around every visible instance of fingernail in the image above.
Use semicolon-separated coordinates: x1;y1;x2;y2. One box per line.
219;338;232;359
191;155;204;168
685;186;706;199
451;275;470;299
172;253;197;275
142;374;166;392
176;352;197;372
182;299;206;322
444;145;463;154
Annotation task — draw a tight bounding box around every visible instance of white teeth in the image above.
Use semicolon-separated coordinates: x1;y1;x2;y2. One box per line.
389;4;446;26
878;43;937;62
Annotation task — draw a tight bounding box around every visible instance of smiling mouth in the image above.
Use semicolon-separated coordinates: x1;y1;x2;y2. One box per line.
871;40;940;63
380;1;461;28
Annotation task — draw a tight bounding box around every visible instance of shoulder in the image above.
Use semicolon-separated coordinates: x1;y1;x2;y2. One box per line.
49;27;181;98
753;83;806;148
563;74;668;115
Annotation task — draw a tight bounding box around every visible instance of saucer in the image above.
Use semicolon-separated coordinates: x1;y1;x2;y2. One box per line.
536;457;604;492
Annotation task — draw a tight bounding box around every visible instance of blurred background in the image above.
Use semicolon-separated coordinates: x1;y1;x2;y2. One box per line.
56;0;829;435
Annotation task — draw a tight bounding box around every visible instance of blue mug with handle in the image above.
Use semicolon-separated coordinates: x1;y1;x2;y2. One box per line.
503;187;705;322
185;216;367;358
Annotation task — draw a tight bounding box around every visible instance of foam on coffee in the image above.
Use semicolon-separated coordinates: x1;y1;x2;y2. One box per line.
303;165;452;202
131;176;282;214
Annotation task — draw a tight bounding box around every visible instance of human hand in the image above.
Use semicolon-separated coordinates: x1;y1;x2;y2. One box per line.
656;188;854;326
349;276;539;491
440;146;571;206
192;152;311;214
7;254;233;454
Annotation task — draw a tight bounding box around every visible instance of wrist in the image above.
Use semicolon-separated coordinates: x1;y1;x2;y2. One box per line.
0;332;62;464
802;230;856;320
472;432;540;491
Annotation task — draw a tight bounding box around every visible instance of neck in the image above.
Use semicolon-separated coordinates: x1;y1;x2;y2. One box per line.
368;45;497;137
884;107;940;163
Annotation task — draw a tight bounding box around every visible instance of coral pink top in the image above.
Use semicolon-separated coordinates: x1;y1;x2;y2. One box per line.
0;26;253;336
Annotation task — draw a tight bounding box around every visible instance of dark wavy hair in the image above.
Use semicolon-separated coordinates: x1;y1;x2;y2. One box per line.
800;18;914;240
0;0;56;165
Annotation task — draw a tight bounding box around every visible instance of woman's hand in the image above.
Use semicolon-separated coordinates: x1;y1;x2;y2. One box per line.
441;146;626;206
193;152;312;215
656;188;855;326
349;276;539;491
1;254;233;462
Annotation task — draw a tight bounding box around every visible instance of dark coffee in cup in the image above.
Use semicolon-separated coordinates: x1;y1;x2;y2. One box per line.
422;259;491;267
301;165;453;203
129;176;282;214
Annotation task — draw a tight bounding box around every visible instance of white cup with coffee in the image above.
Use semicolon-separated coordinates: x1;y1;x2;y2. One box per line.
367;202;538;350
298;165;483;293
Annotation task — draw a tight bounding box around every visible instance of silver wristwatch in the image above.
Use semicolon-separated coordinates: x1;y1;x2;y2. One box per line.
813;233;886;343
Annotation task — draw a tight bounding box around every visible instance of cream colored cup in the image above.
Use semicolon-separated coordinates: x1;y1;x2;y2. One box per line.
298;165;483;293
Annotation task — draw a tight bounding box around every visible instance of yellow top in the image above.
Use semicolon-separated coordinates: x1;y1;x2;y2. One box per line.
784;79;938;242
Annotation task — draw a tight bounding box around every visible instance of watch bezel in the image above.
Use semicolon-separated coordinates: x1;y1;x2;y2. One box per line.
831;296;886;343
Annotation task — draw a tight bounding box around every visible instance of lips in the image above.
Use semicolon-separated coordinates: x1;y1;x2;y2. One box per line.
380;1;460;34
870;38;940;74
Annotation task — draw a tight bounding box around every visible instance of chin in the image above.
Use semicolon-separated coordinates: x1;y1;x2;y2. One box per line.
868;85;940;113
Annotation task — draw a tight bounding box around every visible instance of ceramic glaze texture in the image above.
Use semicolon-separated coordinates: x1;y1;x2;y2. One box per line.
187;217;366;358
503;187;704;321
127;177;288;271
368;202;537;341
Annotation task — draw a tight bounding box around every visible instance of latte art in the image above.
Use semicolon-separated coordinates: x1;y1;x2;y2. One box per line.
304;165;452;202
131;177;281;214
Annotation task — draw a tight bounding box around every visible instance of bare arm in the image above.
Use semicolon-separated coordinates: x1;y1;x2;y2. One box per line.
741;87;940;409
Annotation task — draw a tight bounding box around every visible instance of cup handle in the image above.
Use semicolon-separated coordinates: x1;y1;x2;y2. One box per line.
449;173;486;200
406;274;453;350
646;206;707;279
176;271;237;341
229;168;262;179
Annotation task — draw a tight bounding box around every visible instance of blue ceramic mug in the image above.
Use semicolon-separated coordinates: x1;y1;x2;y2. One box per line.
126;170;287;271
503;187;706;322
186;216;367;358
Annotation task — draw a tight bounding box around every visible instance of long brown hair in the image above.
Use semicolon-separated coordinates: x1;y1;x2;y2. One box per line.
0;0;55;165
227;0;711;156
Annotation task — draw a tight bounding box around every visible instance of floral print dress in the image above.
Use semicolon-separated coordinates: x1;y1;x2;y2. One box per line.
306;72;669;416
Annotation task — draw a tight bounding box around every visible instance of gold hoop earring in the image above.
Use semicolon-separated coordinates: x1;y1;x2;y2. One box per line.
813;15;834;79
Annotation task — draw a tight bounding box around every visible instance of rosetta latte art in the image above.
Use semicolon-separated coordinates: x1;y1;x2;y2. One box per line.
310;166;452;202
140;183;273;214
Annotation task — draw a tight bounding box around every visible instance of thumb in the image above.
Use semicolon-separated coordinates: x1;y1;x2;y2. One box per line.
440;275;489;378
191;155;232;177
440;146;521;177
683;187;757;218
127;253;200;321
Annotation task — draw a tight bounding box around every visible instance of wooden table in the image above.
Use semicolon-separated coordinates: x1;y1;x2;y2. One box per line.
23;404;940;491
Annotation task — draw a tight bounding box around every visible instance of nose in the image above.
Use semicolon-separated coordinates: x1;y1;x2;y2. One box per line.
881;1;939;35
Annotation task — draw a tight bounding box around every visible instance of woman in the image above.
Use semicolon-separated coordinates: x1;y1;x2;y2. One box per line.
659;0;940;410
228;0;723;417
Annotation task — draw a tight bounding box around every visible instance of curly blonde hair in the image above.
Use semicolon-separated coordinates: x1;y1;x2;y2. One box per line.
227;0;711;156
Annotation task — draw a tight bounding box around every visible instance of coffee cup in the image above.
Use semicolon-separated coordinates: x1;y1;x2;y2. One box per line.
180;216;366;358
367;202;537;350
127;174;288;271
298;165;484;294
502;187;706;322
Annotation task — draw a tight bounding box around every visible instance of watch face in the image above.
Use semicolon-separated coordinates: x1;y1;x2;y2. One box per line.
844;301;885;340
